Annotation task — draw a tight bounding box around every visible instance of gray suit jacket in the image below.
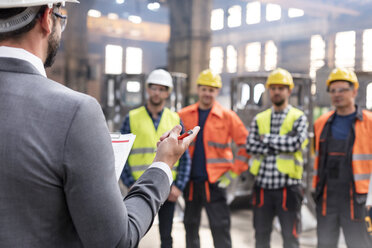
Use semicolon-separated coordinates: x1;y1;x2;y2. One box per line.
0;58;170;247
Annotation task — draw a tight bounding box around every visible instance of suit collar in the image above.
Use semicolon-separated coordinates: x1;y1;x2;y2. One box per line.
0;57;43;76
0;46;46;77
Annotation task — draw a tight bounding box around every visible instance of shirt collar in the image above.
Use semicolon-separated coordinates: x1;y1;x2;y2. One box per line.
271;104;291;115
0;46;47;77
145;104;164;119
328;105;362;122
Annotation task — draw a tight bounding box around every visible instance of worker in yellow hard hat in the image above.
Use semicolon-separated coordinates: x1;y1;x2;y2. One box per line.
178;69;250;248
313;67;372;247
246;68;308;248
265;67;295;90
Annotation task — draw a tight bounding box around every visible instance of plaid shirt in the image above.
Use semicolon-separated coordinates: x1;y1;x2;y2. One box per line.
246;105;308;189
120;107;191;191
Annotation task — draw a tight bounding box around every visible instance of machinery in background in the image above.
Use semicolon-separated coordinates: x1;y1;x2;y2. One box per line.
102;72;188;132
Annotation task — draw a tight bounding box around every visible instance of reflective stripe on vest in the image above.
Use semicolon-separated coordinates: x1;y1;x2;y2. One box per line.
178;101;250;183
250;107;307;179
208;141;231;149
313;110;372;194
131;164;178;172
129;106;180;180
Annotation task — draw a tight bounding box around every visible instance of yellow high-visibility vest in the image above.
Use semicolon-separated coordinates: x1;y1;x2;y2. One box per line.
250;107;308;179
128;106;180;180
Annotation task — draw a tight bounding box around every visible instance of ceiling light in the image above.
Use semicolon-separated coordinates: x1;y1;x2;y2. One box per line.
147;2;160;11
128;15;142;24
88;9;101;18
116;0;125;4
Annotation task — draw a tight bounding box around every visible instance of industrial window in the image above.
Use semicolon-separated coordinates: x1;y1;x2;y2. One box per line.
335;31;355;69
266;4;281;22
226;45;237;73
209;46;224;74
120;80;142;107
228;5;242;28
105;44;123;75
265;41;277;71
310;35;325;79
246;1;260;25
126;81;141;93
288;8;304;18
211;8;224;31
125;47;142;74
254;83;265;104
239;84;250;109
367;83;372;110
245;42;261;72
363;29;372;71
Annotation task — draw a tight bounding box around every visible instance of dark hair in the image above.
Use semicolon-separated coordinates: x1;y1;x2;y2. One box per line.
0;6;47;42
327;81;354;91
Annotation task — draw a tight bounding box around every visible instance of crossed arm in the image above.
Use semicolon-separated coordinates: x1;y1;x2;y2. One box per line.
246;114;308;155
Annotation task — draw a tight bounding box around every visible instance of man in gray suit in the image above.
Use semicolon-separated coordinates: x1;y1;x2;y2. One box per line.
0;1;199;247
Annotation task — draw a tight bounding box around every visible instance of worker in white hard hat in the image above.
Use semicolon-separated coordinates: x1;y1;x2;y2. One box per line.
120;69;191;248
0;1;198;247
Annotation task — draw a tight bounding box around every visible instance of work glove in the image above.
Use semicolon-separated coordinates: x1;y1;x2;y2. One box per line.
218;171;238;188
366;207;372;236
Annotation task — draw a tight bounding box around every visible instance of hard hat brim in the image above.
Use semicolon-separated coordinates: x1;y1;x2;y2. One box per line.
0;0;79;8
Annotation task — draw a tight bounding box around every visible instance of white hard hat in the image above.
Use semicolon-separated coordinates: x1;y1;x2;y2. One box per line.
0;1;79;33
0;0;79;8
146;69;173;91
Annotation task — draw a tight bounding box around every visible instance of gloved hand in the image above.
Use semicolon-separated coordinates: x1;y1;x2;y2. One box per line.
366;206;372;236
218;175;231;188
217;171;238;188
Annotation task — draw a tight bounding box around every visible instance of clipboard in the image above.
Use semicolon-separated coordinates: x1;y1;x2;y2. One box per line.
110;133;136;181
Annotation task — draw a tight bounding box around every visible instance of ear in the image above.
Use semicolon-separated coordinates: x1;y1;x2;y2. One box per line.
145;86;151;95
165;90;171;98
39;7;54;36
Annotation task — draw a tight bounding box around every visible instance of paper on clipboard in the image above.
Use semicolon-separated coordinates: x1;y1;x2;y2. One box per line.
110;133;136;181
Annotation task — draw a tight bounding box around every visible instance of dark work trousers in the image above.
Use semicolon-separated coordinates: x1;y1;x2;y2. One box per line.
252;185;303;248
316;136;372;248
183;181;231;248
158;200;176;248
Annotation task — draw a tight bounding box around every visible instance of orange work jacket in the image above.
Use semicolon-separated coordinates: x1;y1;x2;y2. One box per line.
178;101;250;183
313;109;372;194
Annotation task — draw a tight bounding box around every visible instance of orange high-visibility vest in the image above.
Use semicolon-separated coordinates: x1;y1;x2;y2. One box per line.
313;110;372;194
178;102;250;183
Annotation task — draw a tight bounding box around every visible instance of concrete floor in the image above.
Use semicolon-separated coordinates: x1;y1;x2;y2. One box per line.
138;208;327;248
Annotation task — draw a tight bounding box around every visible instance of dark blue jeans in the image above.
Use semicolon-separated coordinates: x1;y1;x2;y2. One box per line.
158;200;176;248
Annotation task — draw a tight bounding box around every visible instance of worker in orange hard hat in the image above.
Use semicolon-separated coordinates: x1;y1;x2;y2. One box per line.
313;67;372;247
178;69;250;248
246;68;308;248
